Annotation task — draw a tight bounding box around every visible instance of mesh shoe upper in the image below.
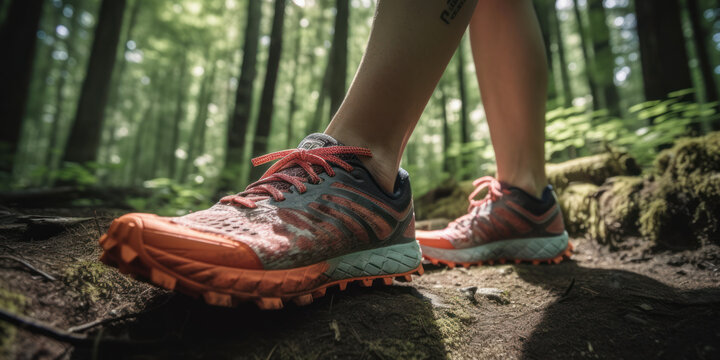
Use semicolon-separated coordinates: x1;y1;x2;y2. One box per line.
172;134;416;270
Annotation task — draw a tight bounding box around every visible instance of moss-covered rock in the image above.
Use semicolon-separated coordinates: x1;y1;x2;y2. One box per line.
547;152;641;190
594;176;644;245
639;132;720;246
557;183;599;237
63;260;115;303
0;288;26;357
415;178;475;221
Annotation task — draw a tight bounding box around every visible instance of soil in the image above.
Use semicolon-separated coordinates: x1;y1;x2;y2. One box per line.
1;207;719;360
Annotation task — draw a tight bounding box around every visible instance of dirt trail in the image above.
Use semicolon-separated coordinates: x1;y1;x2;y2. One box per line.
1;208;719;359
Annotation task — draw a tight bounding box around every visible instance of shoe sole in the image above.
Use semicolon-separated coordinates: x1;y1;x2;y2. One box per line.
420;232;573;269
98;219;424;310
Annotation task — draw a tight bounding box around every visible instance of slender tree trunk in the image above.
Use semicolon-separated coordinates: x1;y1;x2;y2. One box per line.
572;0;600;110
181;60;216;183
457;40;470;144
440;86;452;173
687;0;718;102
61;0;127;165
0;0;44;173
551;2;573;107
130;98;155;185
250;0;287;181
286;7;304;148
533;0;558;104
635;0;694;102
221;0;263;192
310;60;332;133
587;0;620;115
328;0;349;118
168;53;188;180
102;0;141;168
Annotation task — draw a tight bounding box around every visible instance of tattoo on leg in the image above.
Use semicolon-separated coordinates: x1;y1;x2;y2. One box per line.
440;0;467;25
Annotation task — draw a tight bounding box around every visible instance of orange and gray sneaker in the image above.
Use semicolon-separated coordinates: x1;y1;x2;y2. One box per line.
416;176;572;268
99;134;422;310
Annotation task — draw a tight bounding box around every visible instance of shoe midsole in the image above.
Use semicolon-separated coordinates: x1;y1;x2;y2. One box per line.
324;241;423;281
420;232;569;262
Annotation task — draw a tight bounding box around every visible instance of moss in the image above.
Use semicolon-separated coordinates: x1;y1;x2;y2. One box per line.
557;183;599;237
594;176;644;245
415;179;475;221
63;260;115;302
0;288;26;357
639;132;720;246
547;152;640;191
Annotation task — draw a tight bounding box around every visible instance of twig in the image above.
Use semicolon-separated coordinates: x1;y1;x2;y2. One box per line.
68;293;175;333
0;255;56;281
93;210;103;237
562;278;575;298
0;307;172;349
265;343;279;360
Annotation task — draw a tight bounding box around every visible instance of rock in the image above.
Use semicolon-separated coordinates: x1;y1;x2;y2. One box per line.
476;288;510;305
546;152;641;191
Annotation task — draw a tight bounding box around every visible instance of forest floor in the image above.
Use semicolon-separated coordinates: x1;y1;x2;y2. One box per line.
1;207;720;360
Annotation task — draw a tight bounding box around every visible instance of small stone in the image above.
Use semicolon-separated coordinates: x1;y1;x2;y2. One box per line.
458;286;478;303
638;303;653;311
477;288;510;305
499;267;514;275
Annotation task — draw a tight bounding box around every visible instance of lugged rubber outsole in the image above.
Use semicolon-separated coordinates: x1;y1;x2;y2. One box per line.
422;241;574;269
98;219;424;310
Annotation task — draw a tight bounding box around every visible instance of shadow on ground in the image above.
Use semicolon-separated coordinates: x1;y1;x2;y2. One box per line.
75;283;449;360
515;261;720;359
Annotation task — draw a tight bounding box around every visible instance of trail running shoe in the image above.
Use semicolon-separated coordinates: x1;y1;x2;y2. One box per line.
99;134;422;309
416;176;572;268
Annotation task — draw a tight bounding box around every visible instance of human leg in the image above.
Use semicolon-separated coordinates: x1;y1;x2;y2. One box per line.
326;0;478;193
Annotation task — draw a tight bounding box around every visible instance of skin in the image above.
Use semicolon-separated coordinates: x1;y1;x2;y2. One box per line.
325;0;548;198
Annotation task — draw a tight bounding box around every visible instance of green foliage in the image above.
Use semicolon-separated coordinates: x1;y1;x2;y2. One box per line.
127;177;210;216
546;90;719;167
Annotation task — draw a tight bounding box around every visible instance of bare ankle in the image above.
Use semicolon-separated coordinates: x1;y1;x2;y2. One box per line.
498;173;547;198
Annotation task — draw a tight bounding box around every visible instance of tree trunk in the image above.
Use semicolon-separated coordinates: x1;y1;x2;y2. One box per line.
551;2;573;107
168;53;188;180
61;0;127;165
572;0;600;110
249;0;287;181
329;0;349;118
0;0;44;173
286;7;304;148
102;0;142;168
457;39;470;145
440;86;452;173
687;0;718;103
635;0;694;101
587;0;620;115
181;60;217;183
533;0;558;105
221;0;263;192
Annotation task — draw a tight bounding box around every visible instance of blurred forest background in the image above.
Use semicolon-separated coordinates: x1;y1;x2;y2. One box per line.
2;0;720;215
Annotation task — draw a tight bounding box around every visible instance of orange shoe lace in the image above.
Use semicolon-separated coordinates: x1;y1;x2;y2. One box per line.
220;146;372;208
467;176;504;210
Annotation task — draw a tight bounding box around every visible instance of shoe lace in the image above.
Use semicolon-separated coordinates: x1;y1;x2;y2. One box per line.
467;176;504;210
220;146;373;208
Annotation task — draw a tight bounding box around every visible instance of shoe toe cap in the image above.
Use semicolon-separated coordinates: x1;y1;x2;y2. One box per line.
415;229;456;249
106;213;264;270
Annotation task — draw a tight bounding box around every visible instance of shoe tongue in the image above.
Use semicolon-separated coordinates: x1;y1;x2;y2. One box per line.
297;133;342;150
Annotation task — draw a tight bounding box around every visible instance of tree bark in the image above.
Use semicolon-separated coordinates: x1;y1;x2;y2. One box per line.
328;0;349;118
687;0;718;102
587;0;620;115
572;0;600;110
440;86;452;173
0;0;44;173
221;0;263;192
249;0;287;181
550;2;573;107
635;0;694;101
61;0;127;165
